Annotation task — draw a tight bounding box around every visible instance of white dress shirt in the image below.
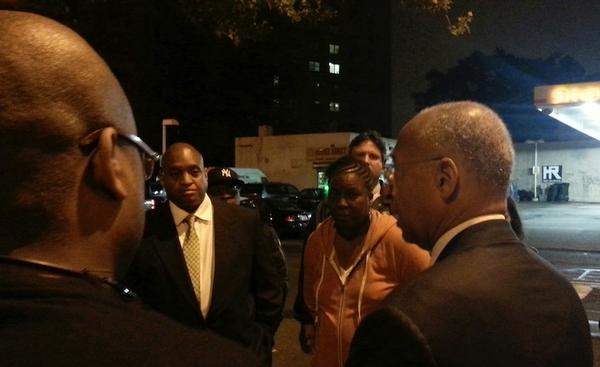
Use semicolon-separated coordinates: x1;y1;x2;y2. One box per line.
169;197;215;317
429;214;507;265
371;182;381;203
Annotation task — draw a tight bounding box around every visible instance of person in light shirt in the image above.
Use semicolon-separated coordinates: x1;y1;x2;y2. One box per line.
347;101;593;367
125;144;286;366
302;155;429;367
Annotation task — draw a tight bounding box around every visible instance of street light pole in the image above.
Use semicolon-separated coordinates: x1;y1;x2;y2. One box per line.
533;141;539;201
525;139;544;202
161;118;179;154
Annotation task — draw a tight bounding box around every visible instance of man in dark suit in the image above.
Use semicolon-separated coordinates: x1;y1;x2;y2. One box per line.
126;143;286;366
347;101;593;366
0;11;258;366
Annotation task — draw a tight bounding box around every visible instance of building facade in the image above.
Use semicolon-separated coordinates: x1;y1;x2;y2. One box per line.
235;132;396;189
513;140;600;202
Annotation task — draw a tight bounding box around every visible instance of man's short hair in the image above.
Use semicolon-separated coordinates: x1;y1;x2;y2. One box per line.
348;130;386;163
417;101;514;196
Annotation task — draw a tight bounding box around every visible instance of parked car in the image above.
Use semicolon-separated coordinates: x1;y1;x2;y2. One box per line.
297;188;325;212
144;181;167;211
241;197;311;238
240;182;300;201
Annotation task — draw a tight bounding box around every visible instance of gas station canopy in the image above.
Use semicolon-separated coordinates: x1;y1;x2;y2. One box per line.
534;81;600;141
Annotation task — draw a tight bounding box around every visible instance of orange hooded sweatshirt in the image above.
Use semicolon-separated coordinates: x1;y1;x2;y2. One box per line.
303;210;430;367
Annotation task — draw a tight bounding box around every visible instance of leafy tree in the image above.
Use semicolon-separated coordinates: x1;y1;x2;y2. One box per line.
10;0;471;45
413;49;595;141
400;0;472;36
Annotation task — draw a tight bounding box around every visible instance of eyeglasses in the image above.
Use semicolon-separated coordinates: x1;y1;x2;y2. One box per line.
79;128;160;180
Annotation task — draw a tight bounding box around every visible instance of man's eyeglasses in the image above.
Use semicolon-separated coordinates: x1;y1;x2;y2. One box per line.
79;128;160;180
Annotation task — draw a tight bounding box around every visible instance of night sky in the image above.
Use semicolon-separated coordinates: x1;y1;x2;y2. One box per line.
392;0;600;133
2;0;600;158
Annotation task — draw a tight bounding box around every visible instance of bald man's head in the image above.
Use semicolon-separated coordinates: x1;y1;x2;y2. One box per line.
399;101;514;196
160;143;208;213
392;101;514;247
0;11;138;249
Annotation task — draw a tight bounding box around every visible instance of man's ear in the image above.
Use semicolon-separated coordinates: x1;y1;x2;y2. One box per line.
436;157;459;202
91;127;127;200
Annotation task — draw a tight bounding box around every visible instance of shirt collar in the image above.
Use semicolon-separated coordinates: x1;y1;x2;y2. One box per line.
429;214;506;265
371;182;381;203
169;195;213;226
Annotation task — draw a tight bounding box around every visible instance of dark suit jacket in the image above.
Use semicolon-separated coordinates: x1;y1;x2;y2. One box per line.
347;220;593;367
125;200;286;362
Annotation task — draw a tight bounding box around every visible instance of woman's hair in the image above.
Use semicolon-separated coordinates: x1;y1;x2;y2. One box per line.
326;155;377;192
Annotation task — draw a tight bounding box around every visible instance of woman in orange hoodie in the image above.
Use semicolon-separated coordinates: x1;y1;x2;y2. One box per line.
303;155;430;367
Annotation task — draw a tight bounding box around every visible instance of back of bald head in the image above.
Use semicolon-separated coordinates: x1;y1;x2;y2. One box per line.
403;101;514;197
0;11;128;135
161;143;204;169
0;11;132;248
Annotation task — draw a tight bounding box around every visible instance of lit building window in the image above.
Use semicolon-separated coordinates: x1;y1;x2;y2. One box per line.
329;102;340;112
308;61;320;72
273;75;279;86
329;62;340;74
329;43;340;55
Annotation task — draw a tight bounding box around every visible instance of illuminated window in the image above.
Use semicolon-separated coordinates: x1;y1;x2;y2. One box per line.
329;44;340;55
273;75;279;86
329;102;340;112
329;62;340;74
308;61;320;72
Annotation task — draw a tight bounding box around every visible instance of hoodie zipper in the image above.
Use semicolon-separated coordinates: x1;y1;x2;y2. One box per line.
337;282;346;367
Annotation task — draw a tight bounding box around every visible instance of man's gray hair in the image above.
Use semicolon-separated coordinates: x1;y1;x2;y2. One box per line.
417;101;514;195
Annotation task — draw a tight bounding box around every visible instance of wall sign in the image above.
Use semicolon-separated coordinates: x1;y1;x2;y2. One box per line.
542;165;563;183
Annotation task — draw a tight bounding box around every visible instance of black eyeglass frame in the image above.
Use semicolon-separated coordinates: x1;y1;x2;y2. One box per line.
79;128;160;180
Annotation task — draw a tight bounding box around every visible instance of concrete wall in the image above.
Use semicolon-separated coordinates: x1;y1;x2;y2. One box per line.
235;132;396;190
513;140;600;202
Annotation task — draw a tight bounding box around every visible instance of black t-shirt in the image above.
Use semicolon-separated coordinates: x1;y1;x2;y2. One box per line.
0;257;259;367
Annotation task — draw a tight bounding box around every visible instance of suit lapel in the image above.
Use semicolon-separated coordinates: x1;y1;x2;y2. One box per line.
208;201;237;320
153;204;203;318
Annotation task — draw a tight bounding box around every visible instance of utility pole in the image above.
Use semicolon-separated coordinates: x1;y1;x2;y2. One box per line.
161;119;179;154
